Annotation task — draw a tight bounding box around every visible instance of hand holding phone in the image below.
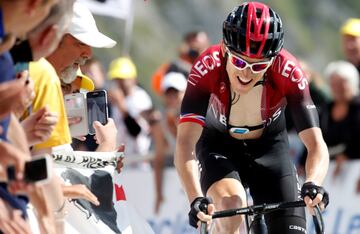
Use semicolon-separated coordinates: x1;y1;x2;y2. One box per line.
87;90;109;135
7;154;52;185
91;118;118;151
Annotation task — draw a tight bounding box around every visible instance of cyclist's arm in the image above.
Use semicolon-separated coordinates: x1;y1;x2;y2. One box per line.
299;127;329;185
282;56;329;185
174;122;204;203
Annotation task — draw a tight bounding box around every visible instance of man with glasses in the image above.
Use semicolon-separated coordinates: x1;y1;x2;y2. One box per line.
174;2;330;233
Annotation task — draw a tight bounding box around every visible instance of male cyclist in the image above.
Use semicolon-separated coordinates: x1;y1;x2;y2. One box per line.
174;2;329;233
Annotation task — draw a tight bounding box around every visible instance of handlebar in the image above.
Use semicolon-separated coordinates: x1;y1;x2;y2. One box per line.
200;200;324;234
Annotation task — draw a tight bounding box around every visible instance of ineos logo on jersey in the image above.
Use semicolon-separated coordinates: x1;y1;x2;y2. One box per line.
280;60;308;90
265;107;282;126
194;51;221;76
210;104;227;126
209;94;227;127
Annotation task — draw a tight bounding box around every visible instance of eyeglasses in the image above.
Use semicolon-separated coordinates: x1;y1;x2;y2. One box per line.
227;49;274;74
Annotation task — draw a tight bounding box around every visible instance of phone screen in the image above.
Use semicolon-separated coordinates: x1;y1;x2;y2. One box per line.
87;90;108;134
64;93;88;137
25;157;48;182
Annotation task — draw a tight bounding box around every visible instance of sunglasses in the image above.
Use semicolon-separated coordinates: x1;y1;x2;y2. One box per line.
227;49;274;74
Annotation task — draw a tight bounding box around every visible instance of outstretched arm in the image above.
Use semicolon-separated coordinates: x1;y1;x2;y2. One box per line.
299;127;329;212
174;122;203;203
299;127;329;185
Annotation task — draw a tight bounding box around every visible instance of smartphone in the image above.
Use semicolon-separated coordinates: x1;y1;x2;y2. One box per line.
64;93;88;137
86;90;108;135
7;154;52;184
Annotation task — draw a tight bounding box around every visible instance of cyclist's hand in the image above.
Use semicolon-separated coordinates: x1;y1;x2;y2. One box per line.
301;182;329;214
188;197;214;229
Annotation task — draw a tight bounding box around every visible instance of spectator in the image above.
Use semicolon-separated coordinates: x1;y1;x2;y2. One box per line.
0;0;58;50
340;18;360;73
30;1;116;154
160;72;187;139
151;31;210;95
23;2;120;233
108;56;168;178
0;0;59;141
321;61;360;179
0;1;62;233
81;58;107;89
153;72;187;214
108;57;157;169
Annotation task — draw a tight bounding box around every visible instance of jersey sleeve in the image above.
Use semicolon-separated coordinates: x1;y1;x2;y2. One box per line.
282;59;320;133
179;66;211;126
179;45;223;127
180;86;209;126
180;56;218;126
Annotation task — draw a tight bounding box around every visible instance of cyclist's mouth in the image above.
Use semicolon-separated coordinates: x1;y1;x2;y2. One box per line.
237;76;252;85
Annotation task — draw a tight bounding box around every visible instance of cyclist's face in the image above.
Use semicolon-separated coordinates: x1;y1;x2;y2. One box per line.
226;52;271;95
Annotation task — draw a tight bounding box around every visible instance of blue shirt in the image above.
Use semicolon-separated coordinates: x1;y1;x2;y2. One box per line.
0;8;15;141
0;52;15;140
0;9;28;219
0;7;4;39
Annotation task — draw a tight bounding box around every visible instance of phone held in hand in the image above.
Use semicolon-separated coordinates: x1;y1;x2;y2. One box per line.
64;93;88;137
86;90;109;135
7;154;52;185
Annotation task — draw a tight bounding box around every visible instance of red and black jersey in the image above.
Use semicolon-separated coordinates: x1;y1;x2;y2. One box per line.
180;44;319;135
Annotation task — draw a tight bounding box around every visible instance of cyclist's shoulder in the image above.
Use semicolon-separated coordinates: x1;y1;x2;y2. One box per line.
268;49;302;76
267;49;308;92
189;44;224;86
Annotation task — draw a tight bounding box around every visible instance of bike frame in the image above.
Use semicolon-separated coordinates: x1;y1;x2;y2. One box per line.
200;200;324;234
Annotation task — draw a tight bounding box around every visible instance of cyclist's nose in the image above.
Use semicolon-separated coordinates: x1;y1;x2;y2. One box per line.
243;67;253;77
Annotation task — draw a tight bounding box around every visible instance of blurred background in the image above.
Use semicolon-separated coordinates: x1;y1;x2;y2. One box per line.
91;0;360;105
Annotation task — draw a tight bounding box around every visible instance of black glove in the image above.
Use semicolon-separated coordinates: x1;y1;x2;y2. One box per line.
301;182;329;208
188;197;212;228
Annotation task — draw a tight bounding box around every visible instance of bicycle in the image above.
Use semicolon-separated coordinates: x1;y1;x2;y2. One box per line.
200;200;324;234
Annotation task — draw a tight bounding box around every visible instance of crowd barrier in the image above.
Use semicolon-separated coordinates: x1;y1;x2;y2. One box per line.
26;156;360;234
121;160;360;234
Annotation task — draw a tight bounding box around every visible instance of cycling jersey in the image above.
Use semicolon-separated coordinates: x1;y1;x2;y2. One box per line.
180;44;319;135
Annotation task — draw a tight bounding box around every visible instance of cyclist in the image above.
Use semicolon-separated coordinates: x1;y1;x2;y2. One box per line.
174;2;329;233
